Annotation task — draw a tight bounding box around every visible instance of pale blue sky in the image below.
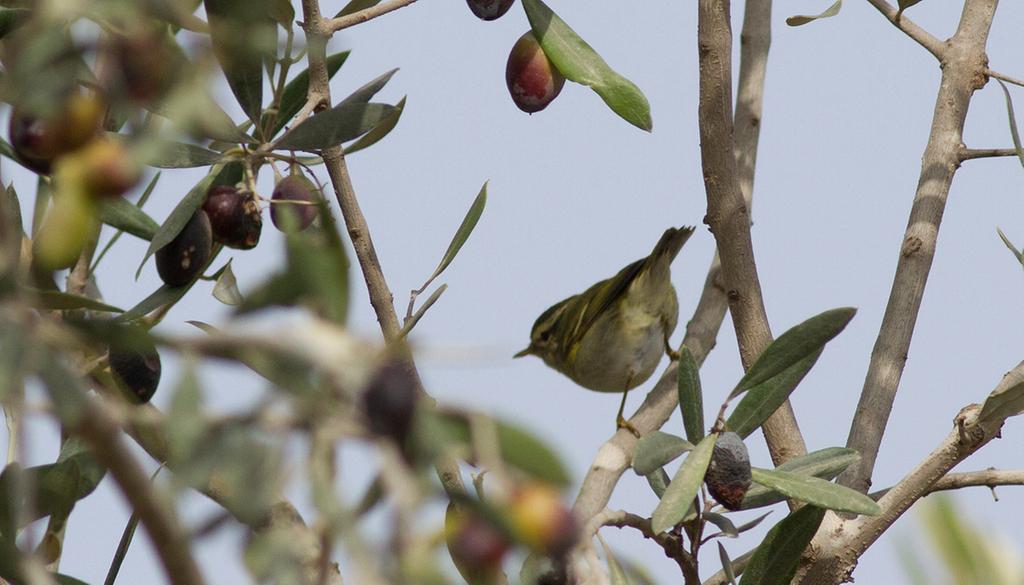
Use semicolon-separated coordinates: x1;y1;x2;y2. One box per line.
8;0;1024;583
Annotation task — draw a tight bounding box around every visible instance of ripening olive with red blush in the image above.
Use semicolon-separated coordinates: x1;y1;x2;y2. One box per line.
466;0;515;20
270;174;320;233
506;32;565;113
202;185;262;250
155;210;212;287
8;92;105;174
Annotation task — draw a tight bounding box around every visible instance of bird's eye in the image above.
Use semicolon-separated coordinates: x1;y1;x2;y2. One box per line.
539;330;552;342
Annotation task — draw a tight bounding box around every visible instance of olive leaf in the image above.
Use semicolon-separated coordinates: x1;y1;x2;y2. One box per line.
28;290;124;313
739;505;826;585
978;361;1024;424
97;192;160;241
750;468;880;516
996;228;1024;266
740;447;860;509
726;348;822;439
204;0;275;126
335;0;381;17
212;260;243;306
651;433;717;534
345;95;407;155
521;0;652;131
632;431;693;476
272;103;397;151
995;79;1024;171
678;345;705;443
267;51;351;138
786;0;843;26
730;307;855;398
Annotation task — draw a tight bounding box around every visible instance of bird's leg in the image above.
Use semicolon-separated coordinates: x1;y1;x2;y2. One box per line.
616;373;641;437
663;330;680;361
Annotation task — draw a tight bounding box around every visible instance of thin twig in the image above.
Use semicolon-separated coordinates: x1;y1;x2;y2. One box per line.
869;467;1024;499
324;0;419;33
586;509;698;583
698;0;806;466
839;0;998;495
986;68;1024;88
864;0;947;59
960;147;1019;160
298;0;468;502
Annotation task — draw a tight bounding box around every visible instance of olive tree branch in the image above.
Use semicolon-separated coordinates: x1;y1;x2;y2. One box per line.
864;0;946;59
869;468;1024;499
572;0;772;523
298;0;467;501
585;509;699;584
839;0;998;494
960;147;1019;160
698;0;806;466
324;0;420;33
986;68;1024;88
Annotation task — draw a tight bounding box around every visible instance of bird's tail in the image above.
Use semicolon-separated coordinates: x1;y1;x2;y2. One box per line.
649;226;696;265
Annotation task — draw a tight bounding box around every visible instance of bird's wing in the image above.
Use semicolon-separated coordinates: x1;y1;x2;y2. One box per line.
557;257;647;359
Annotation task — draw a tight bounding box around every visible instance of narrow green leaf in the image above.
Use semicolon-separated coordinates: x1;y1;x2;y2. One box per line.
335;0;381;17
739;505;826;585
678;345;704;443
897;0;924;12
0;464;22;540
272;103;397;151
268;51;351;138
345;95;407;155
704;511;738;537
651;433;717;534
786;0;843;26
979;363;1024;423
97;197;160;242
204;0;272;126
727;349;822;438
137;166;220;278
338;69;398;107
995;79;1024;171
632;431;693;476
55;574;91;585
996;228;1024;266
599;537;634;585
735;511;772;534
29;290;124;313
645;468;670;499
731;307;855;398
750;468;880;516
718;542;738;585
116;284;189;323
427;182;487;284
741;448;860;509
140;141;222;168
212;260;243;306
522;0;652;131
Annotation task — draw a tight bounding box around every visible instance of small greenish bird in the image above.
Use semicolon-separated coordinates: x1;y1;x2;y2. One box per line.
515;226;695;431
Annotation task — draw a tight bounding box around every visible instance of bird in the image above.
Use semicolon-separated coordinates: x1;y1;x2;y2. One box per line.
515;226;695;433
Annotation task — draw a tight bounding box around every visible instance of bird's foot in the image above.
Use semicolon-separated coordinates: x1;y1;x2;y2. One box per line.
617;416;641;438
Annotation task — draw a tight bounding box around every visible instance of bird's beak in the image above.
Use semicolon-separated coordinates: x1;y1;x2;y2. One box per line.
513;346;533;358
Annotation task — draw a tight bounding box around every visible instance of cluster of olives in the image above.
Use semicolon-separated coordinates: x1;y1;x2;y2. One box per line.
9;92;141;194
446;483;578;580
155;173;322;288
464;0;566;113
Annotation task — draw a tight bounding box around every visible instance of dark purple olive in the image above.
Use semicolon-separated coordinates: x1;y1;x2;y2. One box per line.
466;0;515;20
361;360;419;446
270;174;319;233
202;185;262;250
155;210;212;287
8;93;105;174
704;432;752;511
109;335;161;403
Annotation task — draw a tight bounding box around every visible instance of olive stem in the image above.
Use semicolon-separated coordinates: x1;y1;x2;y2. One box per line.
324;0;420;33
